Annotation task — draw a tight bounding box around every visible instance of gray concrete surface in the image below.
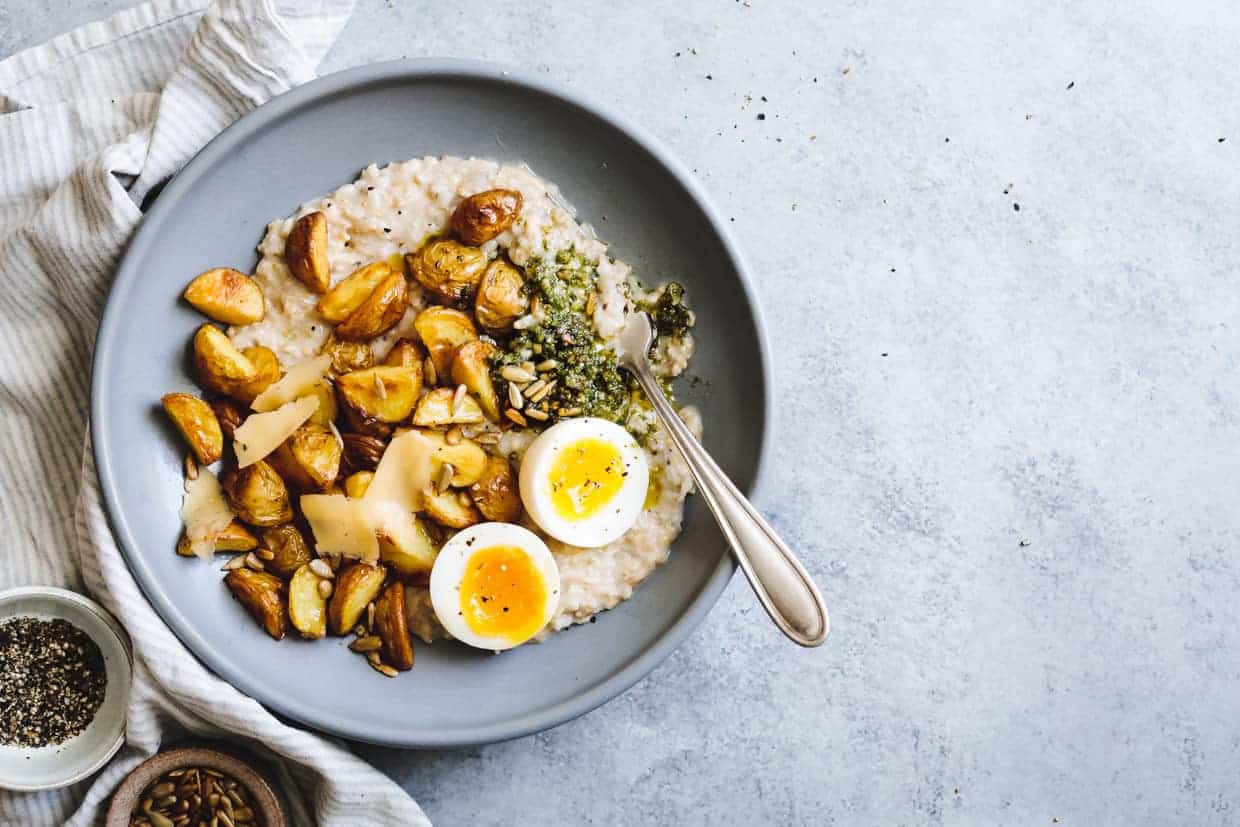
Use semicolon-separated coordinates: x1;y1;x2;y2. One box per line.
7;1;1240;823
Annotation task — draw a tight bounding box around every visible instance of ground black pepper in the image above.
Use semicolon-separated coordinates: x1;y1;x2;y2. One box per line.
0;617;107;747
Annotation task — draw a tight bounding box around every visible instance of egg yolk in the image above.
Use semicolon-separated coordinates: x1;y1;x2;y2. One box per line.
549;438;627;521
459;545;548;643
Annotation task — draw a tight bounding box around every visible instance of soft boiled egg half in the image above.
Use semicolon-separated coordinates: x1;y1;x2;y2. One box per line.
519;417;649;548
429;522;560;651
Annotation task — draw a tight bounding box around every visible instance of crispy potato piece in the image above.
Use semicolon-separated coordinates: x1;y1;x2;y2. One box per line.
450;340;499;422
288;564;327;639
228;345;281;404
320;333;374;375
474;259;527;332
327;562;387;635
304;379;338;427
210;397;246;440
341;433;387;473
373;581;414;670
317;261;391;322
336;270;409;341
259;524;312;579
378;516;438;581
193;325;256;395
285;211;330;293
406;239;487;305
183;268;265;325
413;306;478;378
418;429;487;486
224;568;287;640
451;189;523;246
412;387;485;428
469;456;522;522
382;337;424;369
336;366;421;424
269;423;341;491
422;487;482;529
344;470;373;498
176;521;258;557
162;392;223;465
221;460;292;527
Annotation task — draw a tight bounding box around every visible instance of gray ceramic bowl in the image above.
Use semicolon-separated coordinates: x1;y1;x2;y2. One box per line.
92;59;769;747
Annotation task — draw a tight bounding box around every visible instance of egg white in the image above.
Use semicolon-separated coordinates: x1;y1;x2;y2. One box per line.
429;522;560;651
518;417;649;548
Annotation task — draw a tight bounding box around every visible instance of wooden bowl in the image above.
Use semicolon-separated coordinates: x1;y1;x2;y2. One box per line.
105;745;285;827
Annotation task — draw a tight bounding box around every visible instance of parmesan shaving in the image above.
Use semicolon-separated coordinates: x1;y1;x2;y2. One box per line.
181;468;234;562
250;354;331;412
300;494;380;562
362;429;436;514
234;395;318;467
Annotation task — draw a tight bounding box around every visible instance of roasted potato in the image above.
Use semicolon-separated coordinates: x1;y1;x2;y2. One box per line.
228;345;281;404
268;423;341;491
183;267;265;325
450;340;500;421
221;460;292;527
411;387;485;428
474;259;527;332
451;188;524;245
406;239;487;305
304;379;338;427
285;211;330;293
224;568;287;639
382;337;424;369
259;524;312;578
469;456;522;522
210;397;246;440
341;433;387;473
162;392;224;465
419;429;487;487
288;564;327;639
327;562;387;635
336;270;409;341
344;470;373;498
320;333;374;375
412;306;478;377
378;516;438;581
317;261;391;322
176;521;258;557
192;325;256;395
373;581;414;670
422;487;482;529
336;366;421;424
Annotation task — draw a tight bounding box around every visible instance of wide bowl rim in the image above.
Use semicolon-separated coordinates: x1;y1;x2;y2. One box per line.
91;57;773;748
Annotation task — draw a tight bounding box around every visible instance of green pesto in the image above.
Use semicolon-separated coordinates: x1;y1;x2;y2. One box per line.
645;281;693;339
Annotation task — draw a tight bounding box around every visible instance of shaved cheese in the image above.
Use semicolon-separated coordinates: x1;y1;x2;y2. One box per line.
250;354;331;412
181;468;234;561
234;395;318;467
301;494;379;562
362;430;436;514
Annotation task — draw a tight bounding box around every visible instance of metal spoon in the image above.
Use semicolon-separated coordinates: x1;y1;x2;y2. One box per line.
617;312;830;647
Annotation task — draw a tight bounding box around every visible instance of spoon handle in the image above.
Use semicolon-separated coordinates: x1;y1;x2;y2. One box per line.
628;362;829;647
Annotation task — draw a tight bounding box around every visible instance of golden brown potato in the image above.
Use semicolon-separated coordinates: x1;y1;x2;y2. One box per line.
341;433;387;473
162;392;223;465
176;521;258;557
469;456;522;522
183;268;265;325
422;487;482;529
451;188;524;245
373;581;413;670
413;306;478;378
406;239;487;305
450;340;500;422
418;429;487;487
259;524;312;578
210;397;246;440
268;423;341;491
285;211;330;293
344;470;373;498
221;460;292;527
336;270;409;341
412;387;485;428
304;379;338;427
378;516;438;581
228;345;281;404
316;261;391;322
320;333;374;375
382;337;424;369
336;366;421;424
192;325;256;395
474;259;527;332
224;568;287;639
327;562;387;635
288;564;327;639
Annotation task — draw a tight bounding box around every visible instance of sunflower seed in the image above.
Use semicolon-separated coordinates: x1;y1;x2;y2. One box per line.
474;431;501;445
227;789;244;807
585;291;597;315
254;548;275;561
149;814;174;827
168;770;186;778
525;407;549;421
521;360;537;375
559;407;583;417
221;555;247;571
501;365;536;384
452;384;468;415
528;379;556;404
512;314;537;330
374;661;399;678
243;553;265;571
530;295;542;316
522;378;546;399
217;812;235;827
317;579;333;599
445;426;463;445
505;408;527;427
142;796;155;813
349;636;383;653
366;651;382;665
184;454;199;481
437;463;455;493
423;356;438;386
367;602;376;630
233;808;253;821
507;382;524;409
373;373;388;400
153;782;176;797
309;559;334;579
535;359;558;372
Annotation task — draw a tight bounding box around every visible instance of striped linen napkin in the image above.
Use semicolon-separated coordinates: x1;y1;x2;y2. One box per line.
0;1;430;824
